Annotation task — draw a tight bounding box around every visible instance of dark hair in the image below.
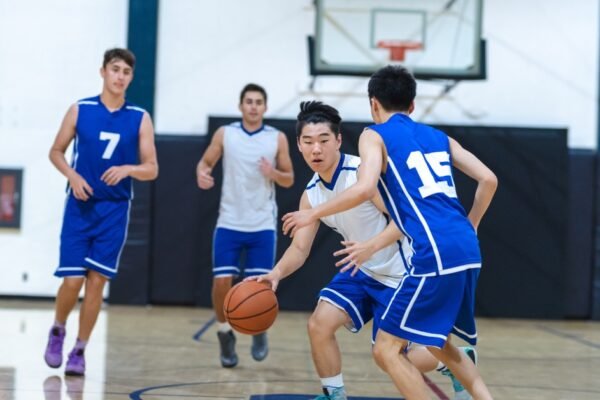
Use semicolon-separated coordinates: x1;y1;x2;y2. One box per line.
103;48;136;69
296;101;342;137
240;83;267;104
368;65;416;112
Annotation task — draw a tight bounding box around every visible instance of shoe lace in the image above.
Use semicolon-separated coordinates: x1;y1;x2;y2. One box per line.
441;369;465;393
48;329;64;350
68;348;85;364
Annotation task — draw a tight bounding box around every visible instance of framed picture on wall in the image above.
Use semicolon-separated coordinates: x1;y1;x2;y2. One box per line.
0;168;23;229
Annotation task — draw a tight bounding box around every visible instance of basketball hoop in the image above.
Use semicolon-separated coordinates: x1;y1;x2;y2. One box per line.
376;40;423;62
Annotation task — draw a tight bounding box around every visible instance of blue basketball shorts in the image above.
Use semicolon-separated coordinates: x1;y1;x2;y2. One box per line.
55;196;131;280
379;268;480;348
319;269;399;342
212;227;276;278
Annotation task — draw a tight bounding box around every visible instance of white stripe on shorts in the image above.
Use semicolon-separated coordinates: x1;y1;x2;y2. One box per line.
400;276;447;342
320;288;364;328
84;257;116;273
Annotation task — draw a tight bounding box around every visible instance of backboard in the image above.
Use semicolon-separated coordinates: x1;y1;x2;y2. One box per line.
312;0;485;80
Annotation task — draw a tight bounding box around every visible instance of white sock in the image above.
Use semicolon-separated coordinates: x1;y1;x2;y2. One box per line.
218;322;232;333
321;373;344;392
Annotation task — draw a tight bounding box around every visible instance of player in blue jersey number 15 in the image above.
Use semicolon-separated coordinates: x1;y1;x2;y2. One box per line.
282;66;497;400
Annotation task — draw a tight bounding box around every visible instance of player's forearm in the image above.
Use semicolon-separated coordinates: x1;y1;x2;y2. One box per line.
196;160;212;176
128;162;159;181
271;169;294;188
313;182;373;220
49;149;77;180
468;175;497;229
369;222;403;253
272;244;310;280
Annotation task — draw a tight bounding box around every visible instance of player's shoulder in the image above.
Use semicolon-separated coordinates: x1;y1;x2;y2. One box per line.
225;121;242;129
343;153;361;169
305;173;321;191
418;123;450;147
124;100;147;114
76;95;100;107
262;124;278;133
413;119;446;136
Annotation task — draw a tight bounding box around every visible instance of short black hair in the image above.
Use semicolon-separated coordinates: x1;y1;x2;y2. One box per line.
103;48;136;69
368;65;416;112
240;83;267;104
296;101;342;137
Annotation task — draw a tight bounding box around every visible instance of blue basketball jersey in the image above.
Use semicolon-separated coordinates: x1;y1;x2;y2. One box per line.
71;95;144;200
370;113;481;276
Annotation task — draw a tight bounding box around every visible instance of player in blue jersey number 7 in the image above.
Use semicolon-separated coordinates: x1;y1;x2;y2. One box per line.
44;48;158;376
282;66;497;400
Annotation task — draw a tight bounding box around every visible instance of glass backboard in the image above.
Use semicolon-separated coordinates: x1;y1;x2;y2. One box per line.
312;0;485;80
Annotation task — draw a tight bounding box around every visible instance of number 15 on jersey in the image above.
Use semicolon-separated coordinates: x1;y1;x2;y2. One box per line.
407;151;457;199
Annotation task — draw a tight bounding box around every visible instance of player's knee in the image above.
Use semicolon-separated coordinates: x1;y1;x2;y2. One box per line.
372;338;396;370
308;307;339;337
212;277;232;292
307;313;328;338
62;277;84;292
372;341;389;370
85;272;107;292
427;345;442;359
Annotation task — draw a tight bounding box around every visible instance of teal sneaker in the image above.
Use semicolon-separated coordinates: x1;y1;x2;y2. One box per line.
439;346;478;400
313;387;347;400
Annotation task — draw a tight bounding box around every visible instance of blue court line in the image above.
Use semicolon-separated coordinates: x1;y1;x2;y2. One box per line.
536;324;600;350
192;316;216;341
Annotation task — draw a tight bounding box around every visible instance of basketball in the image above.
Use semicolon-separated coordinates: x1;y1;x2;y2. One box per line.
223;280;278;335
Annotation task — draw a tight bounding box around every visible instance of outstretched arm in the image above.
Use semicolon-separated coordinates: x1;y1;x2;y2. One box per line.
259;132;294;188
246;192;320;291
196;127;225;190
449;137;497;230
282;129;385;237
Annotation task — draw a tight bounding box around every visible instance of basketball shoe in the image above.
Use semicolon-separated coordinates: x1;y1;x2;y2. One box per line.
217;330;238;368
44;325;66;368
251;332;268;361
65;347;86;376
439;346;478;400
313;387;347;400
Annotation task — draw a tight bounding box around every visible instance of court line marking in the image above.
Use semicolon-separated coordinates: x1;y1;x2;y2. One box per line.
193;316;216;341
536;324;600;350
423;374;450;400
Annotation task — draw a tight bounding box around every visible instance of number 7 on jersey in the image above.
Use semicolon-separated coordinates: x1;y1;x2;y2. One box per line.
99;131;121;159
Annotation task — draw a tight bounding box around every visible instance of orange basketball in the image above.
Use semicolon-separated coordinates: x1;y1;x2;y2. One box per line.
223;280;278;335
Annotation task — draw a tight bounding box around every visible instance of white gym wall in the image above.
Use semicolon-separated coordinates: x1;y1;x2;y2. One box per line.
0;0;597;296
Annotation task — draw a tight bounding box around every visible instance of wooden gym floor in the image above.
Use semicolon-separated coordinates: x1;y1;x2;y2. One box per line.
0;299;598;400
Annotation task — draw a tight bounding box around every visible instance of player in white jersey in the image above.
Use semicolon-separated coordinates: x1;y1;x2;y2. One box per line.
196;83;294;368
249;101;475;400
282;69;497;400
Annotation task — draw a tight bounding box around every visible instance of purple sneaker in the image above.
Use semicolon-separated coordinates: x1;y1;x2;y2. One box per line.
44;326;66;368
65;348;85;376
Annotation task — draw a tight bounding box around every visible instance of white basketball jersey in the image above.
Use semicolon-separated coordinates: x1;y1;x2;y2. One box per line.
305;154;407;288
217;122;279;232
